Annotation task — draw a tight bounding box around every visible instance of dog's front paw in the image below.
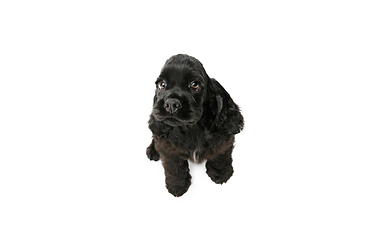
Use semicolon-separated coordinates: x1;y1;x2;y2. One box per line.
166;175;191;197
206;163;233;184
146;143;160;161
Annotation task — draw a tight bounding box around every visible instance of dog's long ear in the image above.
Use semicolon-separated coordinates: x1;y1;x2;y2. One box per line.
206;78;244;135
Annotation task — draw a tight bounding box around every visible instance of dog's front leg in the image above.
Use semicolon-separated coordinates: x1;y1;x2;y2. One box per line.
162;157;191;197
206;144;234;184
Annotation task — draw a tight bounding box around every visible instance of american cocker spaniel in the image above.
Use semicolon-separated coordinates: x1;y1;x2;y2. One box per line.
146;54;244;197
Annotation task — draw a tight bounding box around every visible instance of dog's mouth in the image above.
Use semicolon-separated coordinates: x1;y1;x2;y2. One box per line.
154;115;197;126
152;99;203;126
163;118;185;126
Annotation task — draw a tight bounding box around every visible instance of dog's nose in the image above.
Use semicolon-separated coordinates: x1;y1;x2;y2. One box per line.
164;98;181;113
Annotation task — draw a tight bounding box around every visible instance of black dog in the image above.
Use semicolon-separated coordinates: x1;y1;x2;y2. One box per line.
146;54;244;197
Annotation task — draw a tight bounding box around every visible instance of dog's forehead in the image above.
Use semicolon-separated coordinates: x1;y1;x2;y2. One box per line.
160;65;203;85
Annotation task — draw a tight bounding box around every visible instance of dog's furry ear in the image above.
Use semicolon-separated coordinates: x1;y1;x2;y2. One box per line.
206;78;244;135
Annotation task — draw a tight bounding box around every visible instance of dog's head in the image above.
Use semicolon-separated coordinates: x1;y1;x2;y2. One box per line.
150;54;243;134
151;54;208;126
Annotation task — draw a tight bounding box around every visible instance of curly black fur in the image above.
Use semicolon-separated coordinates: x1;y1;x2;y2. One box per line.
147;54;244;197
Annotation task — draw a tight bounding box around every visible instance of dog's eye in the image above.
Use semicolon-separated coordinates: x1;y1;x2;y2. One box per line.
158;81;167;90
190;81;200;92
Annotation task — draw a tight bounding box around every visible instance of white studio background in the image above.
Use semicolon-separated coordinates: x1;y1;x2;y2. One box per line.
1;0;383;239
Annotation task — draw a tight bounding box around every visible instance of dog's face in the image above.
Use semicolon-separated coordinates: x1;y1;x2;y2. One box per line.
151;55;208;126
